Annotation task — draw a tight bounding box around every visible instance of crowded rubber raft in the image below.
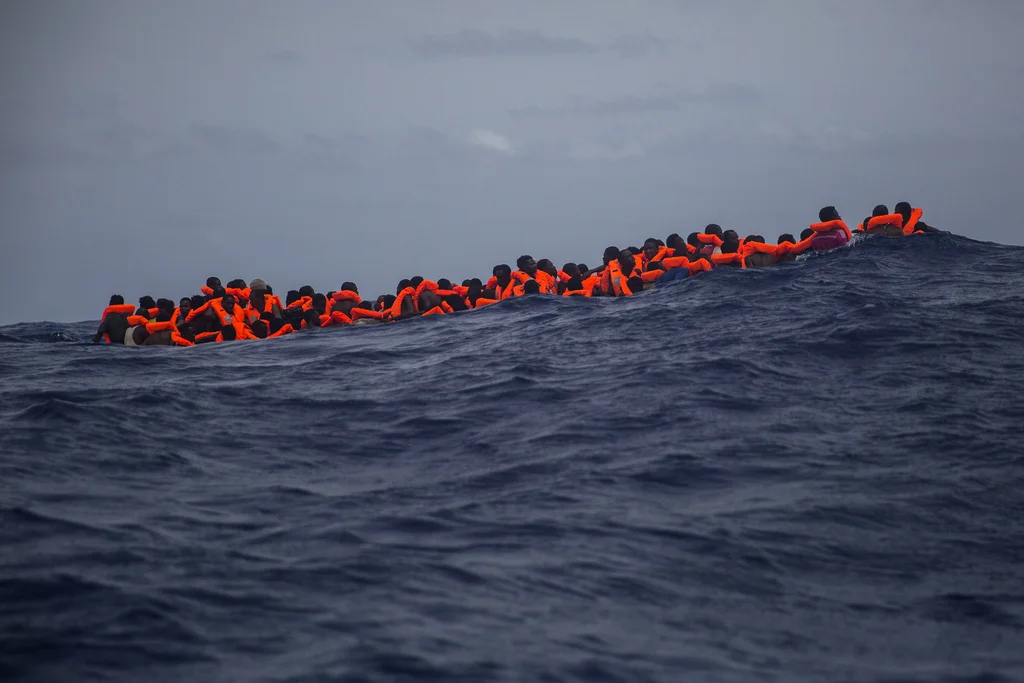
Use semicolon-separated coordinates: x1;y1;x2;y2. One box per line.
93;202;940;347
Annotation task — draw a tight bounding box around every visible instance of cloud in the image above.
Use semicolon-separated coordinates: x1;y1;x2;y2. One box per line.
508;83;763;119
468;129;516;155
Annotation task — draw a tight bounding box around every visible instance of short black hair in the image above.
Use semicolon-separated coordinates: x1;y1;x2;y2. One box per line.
818;206;840;222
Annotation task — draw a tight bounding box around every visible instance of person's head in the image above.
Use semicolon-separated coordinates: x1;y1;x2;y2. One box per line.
516;255;537;276
618;249;636;272
251;320;268;339
894;201;912;222
705;224;723;237
220;325;237;342
410;276;424;288
298;285;315;298
800;228;814;241
397;279;412;294
562;263;580;279
819;206;841;222
778;233;795;245
536;258;557;278
139;296;156;310
627;276;644;293
108;294;124;306
493;264;512;284
522;279;540;295
602;246;620;266
269;318;287;334
176;322;195;342
721;230;740;253
206;277;221;290
436;278;452;290
285;290;300;307
643;238;661;261
872;204;889;217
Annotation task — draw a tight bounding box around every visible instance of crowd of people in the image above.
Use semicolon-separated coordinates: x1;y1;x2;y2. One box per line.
93;202;939;347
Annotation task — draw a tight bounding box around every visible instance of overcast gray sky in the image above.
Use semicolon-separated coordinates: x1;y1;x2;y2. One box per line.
1;0;1022;324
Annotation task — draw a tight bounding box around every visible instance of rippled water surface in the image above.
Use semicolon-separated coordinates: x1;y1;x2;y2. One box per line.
2;234;1024;682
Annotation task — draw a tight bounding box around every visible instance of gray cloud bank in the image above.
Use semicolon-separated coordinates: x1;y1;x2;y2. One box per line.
1;0;1022;324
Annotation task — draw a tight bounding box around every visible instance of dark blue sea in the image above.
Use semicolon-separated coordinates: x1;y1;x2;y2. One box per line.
2;233;1023;683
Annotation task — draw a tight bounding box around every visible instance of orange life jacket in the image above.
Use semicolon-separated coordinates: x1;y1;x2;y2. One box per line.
391;287;416;319
902;208;924;235
351;308;387;322
320;310;352;327
267;323;295;338
711;252;745;268
98;303;138;343
809;219;853;241
865;214;905;232
286;296;313;311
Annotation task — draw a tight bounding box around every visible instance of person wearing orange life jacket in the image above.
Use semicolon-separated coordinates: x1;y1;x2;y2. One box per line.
200;277;222;300
711;230;745;268
776;234;798;262
608;249;645;296
484;264;514;300
807;205;852;252
894;201;940;235
92;295;137;344
434;278;469;312
534;259;559;294
390;280;418;319
858;204;905;236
